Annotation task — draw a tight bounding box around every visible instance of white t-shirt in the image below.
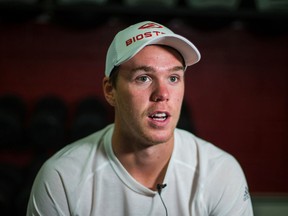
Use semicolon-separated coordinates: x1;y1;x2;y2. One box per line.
27;124;253;216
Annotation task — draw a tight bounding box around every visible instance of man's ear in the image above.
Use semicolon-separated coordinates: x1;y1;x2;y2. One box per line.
103;77;115;107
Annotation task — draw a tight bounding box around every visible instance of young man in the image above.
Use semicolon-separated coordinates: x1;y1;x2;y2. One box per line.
27;21;253;215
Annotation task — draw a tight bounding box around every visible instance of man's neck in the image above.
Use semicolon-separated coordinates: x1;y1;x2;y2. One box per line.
112;134;174;190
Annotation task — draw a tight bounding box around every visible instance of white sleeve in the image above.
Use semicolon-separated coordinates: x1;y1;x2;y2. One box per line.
26;161;70;216
203;156;254;216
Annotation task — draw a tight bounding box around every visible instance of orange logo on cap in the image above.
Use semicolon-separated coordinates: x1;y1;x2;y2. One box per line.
138;23;163;29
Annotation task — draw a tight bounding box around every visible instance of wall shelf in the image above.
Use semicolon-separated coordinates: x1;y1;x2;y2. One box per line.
0;3;287;31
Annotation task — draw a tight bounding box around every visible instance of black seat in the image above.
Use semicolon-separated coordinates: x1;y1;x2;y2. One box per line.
70;96;110;141
0;94;26;149
28;95;68;152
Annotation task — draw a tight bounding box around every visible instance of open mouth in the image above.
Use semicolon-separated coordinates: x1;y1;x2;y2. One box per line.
149;112;169;121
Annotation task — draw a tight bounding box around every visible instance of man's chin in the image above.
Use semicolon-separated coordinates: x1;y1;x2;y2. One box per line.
144;130;174;146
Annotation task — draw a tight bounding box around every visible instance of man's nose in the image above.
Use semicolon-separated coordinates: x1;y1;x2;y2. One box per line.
150;81;169;102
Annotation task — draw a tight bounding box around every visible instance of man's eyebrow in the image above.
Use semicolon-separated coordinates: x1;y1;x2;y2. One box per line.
130;65;185;73
170;65;185;72
131;66;155;73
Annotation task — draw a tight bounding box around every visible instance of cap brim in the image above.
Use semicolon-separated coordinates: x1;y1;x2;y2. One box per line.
117;34;201;67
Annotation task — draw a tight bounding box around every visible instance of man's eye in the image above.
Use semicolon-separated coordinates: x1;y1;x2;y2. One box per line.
136;75;150;83
170;76;179;83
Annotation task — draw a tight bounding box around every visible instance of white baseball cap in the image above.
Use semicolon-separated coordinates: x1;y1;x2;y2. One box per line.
105;21;201;77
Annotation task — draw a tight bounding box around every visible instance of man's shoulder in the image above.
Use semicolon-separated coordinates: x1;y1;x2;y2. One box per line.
29;125;114;206
174;128;238;170
41;125;113;174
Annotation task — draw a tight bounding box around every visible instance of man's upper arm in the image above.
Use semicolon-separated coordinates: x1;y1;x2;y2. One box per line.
26;161;70;216
205;156;254;216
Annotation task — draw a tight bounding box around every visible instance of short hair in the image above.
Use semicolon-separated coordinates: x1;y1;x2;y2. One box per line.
108;66;120;88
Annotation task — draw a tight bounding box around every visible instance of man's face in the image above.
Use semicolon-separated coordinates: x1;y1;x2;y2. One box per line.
106;45;185;147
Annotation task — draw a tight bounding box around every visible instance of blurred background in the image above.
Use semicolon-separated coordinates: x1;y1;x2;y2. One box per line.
0;0;287;215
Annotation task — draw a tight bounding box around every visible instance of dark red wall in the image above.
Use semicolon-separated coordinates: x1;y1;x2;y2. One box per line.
0;19;287;193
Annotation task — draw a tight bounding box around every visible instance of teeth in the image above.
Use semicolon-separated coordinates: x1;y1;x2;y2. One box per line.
153;113;167;118
149;111;168;122
150;113;168;122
